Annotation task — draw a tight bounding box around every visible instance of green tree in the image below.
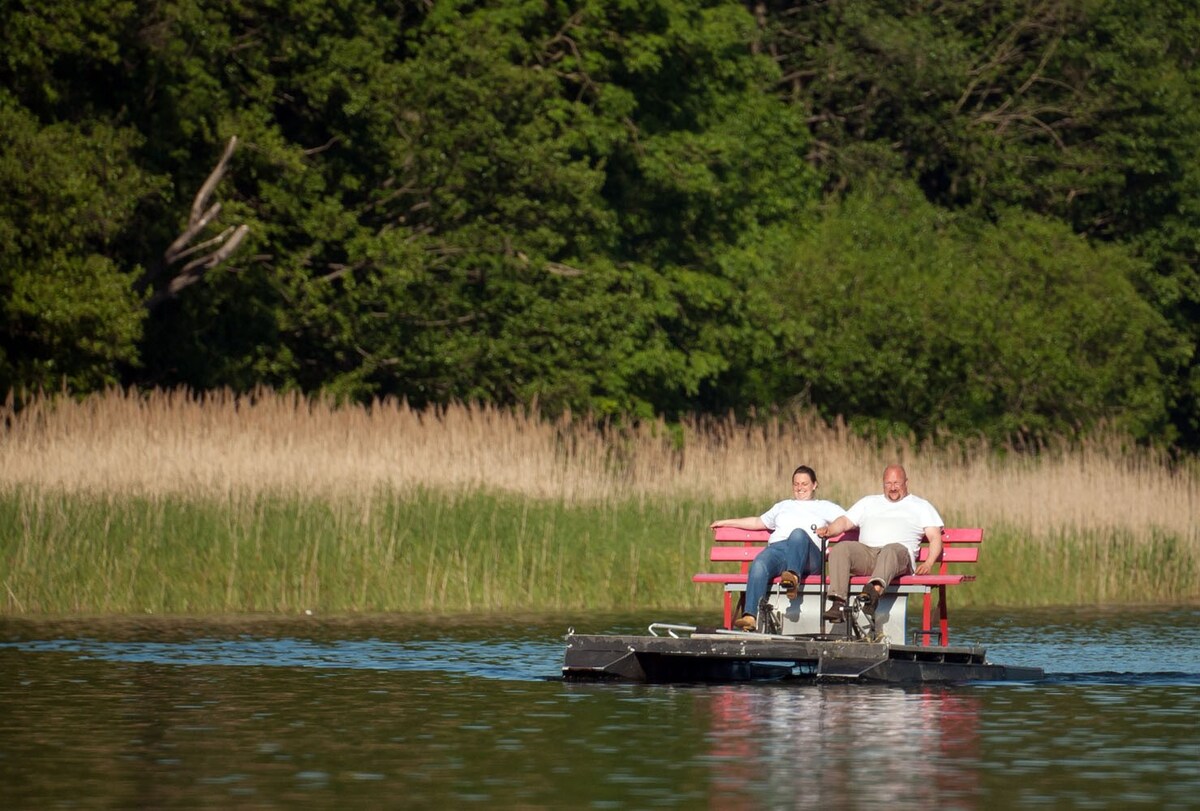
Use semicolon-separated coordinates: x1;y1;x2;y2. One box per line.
134;0;819;417
756;179;1172;441
0;91;161;393
3;0;1195;451
754;0;1200;445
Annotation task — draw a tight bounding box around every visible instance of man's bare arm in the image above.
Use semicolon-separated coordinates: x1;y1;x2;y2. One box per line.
709;517;769;531
914;527;943;575
814;515;856;538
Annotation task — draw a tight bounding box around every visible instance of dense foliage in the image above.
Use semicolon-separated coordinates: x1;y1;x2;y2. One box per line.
1;0;1197;447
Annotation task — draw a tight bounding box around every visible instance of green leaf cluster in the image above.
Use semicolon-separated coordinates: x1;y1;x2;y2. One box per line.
0;90;158;392
751;177;1173;440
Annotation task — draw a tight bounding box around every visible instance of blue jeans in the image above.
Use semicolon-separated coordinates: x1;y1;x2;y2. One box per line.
742;528;823;619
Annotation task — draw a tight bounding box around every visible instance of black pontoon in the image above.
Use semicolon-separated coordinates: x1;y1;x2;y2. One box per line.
563;621;1043;684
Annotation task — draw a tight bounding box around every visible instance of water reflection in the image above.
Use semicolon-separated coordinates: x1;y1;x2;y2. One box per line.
2;649;573;808
1;608;1199;809
700;685;983;810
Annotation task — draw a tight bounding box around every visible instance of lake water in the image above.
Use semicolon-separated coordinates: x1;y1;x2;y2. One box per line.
2;606;1198;809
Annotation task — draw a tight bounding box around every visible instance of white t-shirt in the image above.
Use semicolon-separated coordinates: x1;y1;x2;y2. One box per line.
760;499;849;544
846;493;944;565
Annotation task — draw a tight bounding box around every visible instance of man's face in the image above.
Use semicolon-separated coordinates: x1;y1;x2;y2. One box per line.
883;470;908;502
792;473;816;501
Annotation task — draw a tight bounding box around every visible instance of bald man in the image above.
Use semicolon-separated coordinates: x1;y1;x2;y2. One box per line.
814;465;943;622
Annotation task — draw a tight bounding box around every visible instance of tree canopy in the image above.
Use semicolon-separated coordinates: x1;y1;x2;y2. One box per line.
1;0;1197;448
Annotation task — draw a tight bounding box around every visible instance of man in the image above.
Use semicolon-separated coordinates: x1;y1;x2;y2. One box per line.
814;464;943;622
711;465;848;631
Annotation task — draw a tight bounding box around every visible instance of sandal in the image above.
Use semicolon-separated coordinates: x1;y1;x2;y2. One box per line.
779;570;800;601
733;614;757;631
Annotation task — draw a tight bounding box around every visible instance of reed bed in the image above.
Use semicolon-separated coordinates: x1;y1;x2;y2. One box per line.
1;388;1196;615
0;487;722;615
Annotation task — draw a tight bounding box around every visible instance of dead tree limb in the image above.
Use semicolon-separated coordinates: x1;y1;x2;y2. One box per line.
147;224;250;309
163;202;222;266
143;135;249;309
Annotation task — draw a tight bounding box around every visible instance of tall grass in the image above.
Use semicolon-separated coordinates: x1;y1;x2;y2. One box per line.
0;487;725;614
1;387;1196;615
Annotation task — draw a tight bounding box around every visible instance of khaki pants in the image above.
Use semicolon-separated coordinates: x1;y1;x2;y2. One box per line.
826;542;912;601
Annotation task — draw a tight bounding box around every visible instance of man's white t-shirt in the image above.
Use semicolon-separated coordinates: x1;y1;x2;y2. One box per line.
846;493;944;566
760;499;849;544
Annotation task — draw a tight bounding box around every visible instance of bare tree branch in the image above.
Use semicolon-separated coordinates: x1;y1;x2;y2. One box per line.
168;225;238;266
177;224;250;278
163;202;222;265
145;135;250;310
546;261;584;277
190;136;238;226
148;224;249;309
303;136;340;156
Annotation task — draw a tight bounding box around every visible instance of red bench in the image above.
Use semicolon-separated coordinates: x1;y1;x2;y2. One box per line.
692;527;983;645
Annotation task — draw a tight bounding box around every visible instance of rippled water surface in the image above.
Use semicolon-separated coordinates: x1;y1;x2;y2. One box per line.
2;607;1198;809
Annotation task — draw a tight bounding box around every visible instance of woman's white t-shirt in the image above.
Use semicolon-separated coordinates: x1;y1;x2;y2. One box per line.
760;499;849;543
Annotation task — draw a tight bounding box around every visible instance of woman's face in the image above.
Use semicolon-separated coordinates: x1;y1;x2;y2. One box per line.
792;473;817;501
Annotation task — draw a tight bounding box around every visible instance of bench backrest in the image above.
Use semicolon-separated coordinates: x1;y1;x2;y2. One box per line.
709;527;982;575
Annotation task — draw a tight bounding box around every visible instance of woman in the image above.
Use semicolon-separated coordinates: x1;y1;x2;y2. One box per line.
710;465;849;631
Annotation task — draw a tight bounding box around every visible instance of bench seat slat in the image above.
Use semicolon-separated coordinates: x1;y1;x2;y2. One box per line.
712;527;983;544
707;546;979;563
691;573;975;586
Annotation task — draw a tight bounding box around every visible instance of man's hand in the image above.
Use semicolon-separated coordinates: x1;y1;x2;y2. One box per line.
915;526;943;576
816;516;855;539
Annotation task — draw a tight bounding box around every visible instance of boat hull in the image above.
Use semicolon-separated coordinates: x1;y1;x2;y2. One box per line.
562;632;1043;684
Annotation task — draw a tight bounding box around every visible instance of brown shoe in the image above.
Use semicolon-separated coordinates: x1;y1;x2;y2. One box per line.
822;600;845;623
860;584;882;618
780;570;800;600
733;614;757;631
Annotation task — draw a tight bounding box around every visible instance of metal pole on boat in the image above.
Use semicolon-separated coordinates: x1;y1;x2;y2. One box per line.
813;524;827;636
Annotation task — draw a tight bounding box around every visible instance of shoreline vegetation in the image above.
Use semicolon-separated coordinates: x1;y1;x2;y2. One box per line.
2;388;1197;617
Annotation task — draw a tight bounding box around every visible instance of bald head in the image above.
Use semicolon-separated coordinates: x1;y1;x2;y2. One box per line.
882;465;909;502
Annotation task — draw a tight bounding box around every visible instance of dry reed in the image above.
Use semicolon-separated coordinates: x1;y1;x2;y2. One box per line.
1;388;1193;538
1;388;1196;614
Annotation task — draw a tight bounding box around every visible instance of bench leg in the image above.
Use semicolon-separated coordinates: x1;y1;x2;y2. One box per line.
919;587;952;646
938;585;949;646
723;592;732;629
921;592;932;646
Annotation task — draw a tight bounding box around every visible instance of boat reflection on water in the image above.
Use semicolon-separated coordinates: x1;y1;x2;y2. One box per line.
562;625;1045;683
701;684;982;810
